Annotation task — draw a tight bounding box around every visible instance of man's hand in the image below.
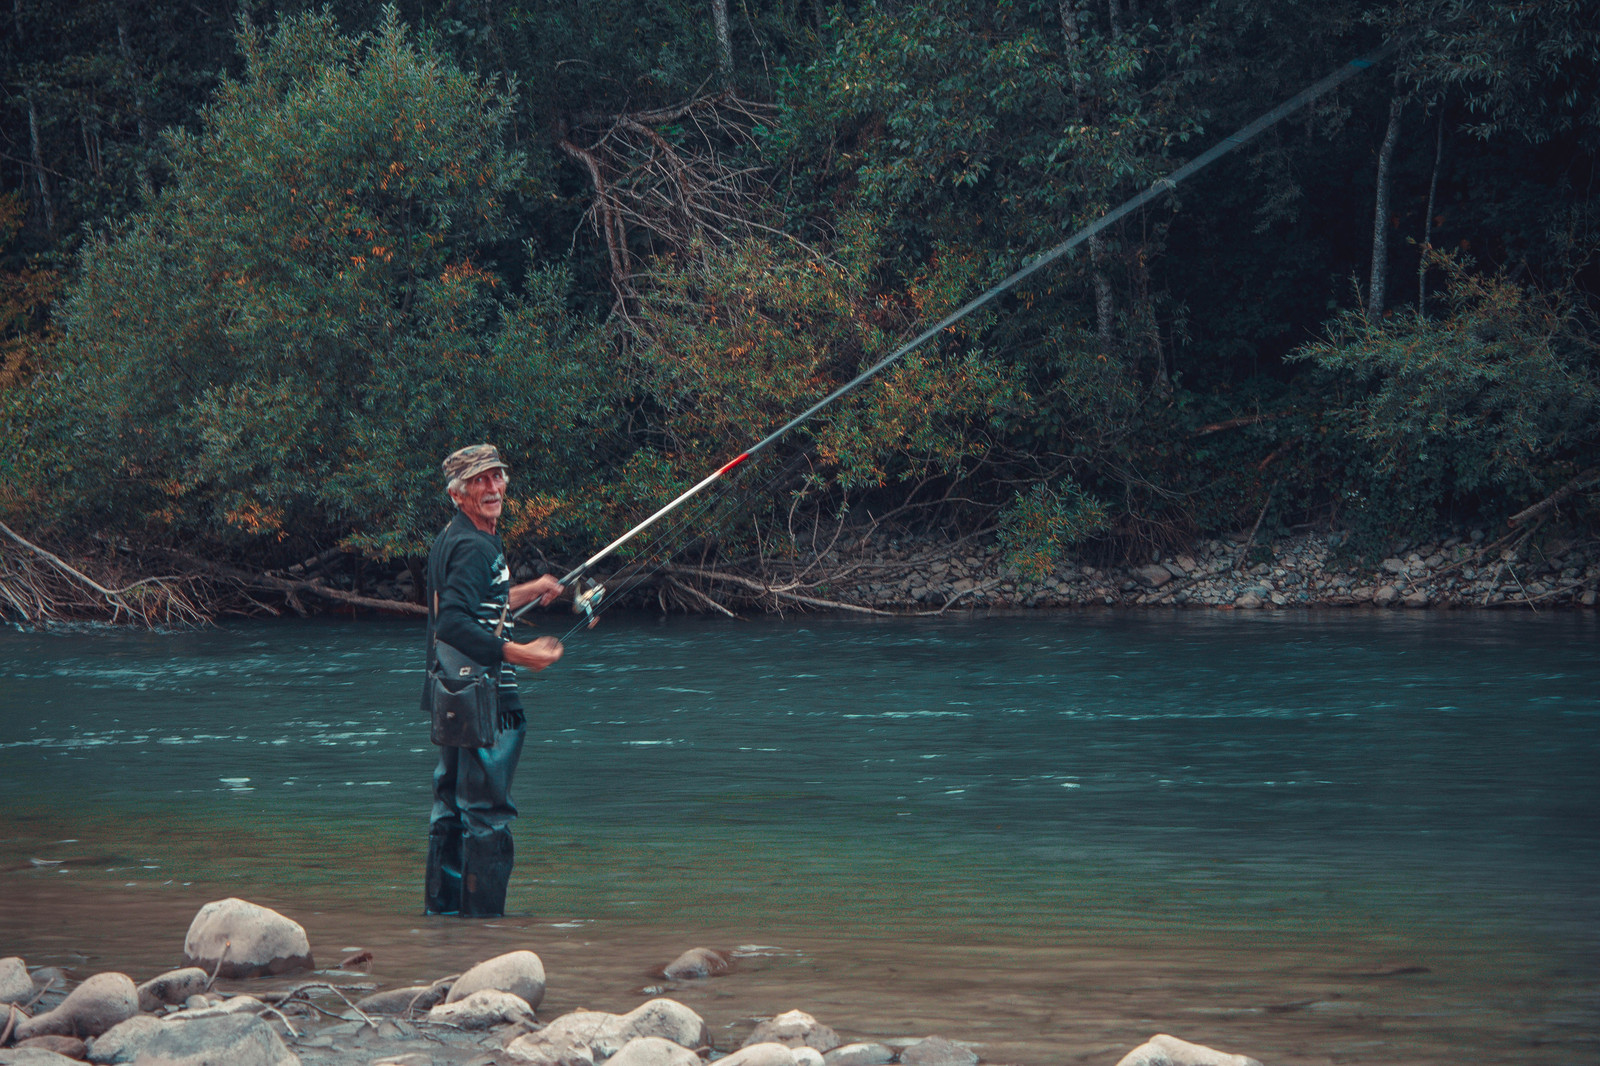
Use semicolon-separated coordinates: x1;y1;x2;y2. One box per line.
509;574;564;609
502;635;563;672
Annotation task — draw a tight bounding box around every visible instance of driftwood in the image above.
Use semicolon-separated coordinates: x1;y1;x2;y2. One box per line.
0;520;208;625
1507;467;1600;527
165;552;425;617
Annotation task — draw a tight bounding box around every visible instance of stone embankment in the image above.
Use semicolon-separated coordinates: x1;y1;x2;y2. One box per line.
0;898;1260;1066
785;529;1600;612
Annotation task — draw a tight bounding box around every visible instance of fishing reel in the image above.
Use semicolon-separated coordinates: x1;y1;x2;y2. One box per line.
572;579;604;629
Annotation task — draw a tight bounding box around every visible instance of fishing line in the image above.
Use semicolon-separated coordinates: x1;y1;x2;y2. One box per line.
516;37;1402;625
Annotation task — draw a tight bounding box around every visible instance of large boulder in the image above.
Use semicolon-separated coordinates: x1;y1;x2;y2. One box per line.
743;1010;841;1053
0;958;31;1005
1113;1035;1262;1066
87;1013;297;1066
900;1037;976;1066
14;973;138;1041
662;948;732;980
605;1037;701;1066
136;967;210;1012
427;989;535;1030
183;898;313;979
444;950;545;1010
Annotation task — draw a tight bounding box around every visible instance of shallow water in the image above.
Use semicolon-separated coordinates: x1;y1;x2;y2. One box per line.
2;610;1597;1064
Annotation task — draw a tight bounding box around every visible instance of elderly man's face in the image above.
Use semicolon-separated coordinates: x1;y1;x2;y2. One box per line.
452;468;509;532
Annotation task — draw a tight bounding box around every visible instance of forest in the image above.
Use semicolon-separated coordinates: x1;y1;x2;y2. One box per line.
0;0;1596;621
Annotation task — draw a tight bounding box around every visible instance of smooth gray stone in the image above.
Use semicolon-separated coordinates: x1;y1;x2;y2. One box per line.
354;984;447;1015
743;1010;841;1053
0;958;31;1005
89;1013;299;1066
606;1037;701;1066
1113;1034;1263;1066
427;989;534;1029
717;1043;798;1066
825;1043;896;1066
15;973;138;1041
0;1049;87;1066
444;950;544;1011
137;967;210;1012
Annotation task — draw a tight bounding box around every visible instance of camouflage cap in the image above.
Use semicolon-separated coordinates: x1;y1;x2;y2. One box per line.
442;443;509;486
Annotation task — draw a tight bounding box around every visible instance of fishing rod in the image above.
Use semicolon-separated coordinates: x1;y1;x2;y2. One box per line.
519;36;1404;627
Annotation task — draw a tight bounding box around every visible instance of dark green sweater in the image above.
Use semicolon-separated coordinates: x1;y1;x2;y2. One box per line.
424;509;522;712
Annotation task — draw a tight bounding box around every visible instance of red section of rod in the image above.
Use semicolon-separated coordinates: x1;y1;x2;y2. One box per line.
717;452;751;476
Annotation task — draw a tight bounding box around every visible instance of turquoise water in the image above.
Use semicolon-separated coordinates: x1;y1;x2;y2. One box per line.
2;611;1597;1064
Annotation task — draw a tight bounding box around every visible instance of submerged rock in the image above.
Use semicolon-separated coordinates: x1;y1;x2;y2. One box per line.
662;947;733;980
824;1043;896;1066
900;1038;976;1066
183;898;313;979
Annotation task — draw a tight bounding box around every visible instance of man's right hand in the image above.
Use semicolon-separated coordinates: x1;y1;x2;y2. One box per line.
502;635;563;672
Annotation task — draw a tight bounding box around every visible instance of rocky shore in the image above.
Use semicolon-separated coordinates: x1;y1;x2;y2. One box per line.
632;528;1600;614
0;898;1265;1066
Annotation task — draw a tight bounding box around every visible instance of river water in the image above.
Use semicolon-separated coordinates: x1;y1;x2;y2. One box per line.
2;611;1597;1064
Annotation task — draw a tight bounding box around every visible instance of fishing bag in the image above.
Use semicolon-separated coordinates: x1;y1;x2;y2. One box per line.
425;592;504;748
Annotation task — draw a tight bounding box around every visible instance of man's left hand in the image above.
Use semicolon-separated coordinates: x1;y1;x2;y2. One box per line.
510;574;564;609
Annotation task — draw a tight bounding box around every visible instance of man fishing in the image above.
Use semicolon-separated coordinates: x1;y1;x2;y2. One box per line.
423;444;565;917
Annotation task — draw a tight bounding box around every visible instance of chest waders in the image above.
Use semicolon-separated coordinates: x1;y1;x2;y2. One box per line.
424;513;527;918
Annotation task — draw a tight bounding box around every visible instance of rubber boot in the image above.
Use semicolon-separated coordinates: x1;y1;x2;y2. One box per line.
460;831;514;918
423;822;463;915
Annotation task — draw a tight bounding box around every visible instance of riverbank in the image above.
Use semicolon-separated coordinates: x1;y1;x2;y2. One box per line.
1;884;1590;1066
4;521;1596;627
598;527;1600;615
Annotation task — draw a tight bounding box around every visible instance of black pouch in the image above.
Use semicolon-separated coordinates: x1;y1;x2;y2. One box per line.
426;589;504;748
427;637;499;748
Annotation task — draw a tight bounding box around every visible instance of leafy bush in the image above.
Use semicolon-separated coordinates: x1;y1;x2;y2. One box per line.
1293;256;1600;533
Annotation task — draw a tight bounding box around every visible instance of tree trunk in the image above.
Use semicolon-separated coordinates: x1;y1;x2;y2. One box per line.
27;96;55;232
1091;235;1115;351
1368;84;1403;320
1419;112;1443;316
1060;1;1115;349
711;0;733;88
1059;0;1082;48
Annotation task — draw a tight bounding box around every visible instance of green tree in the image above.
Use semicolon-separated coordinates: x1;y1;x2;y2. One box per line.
13;8;591;559
1294;256;1600;533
